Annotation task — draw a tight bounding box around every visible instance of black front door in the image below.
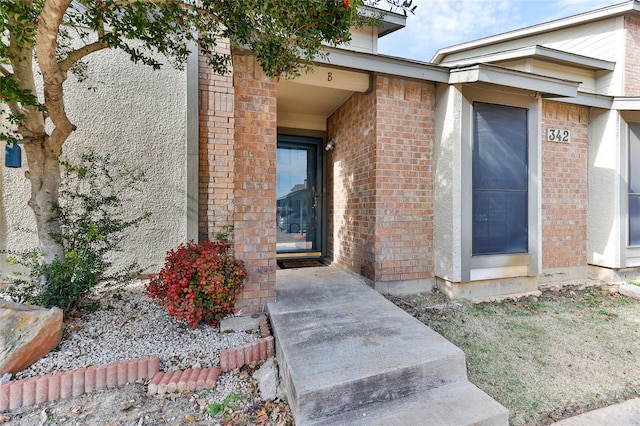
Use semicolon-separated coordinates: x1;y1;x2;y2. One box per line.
276;135;322;257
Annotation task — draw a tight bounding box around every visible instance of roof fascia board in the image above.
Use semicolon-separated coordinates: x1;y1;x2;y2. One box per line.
320;47;450;83
448;64;580;97
547;92;614;108
612;97;640;110
432;0;638;63
441;45;616;71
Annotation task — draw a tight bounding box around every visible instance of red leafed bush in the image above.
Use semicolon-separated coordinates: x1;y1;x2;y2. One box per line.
146;240;247;328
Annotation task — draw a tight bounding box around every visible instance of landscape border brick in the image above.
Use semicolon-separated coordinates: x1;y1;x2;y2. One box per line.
0;356;159;412
1;314;275;411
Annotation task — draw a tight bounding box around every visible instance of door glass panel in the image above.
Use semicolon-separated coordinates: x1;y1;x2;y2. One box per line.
276;137;321;255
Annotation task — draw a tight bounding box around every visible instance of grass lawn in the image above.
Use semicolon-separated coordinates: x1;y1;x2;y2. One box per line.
387;283;640;425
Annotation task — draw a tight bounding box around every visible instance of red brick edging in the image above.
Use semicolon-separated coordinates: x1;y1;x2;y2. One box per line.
219;336;274;373
1;318;275;411
0;356;159;411
148;336;275;395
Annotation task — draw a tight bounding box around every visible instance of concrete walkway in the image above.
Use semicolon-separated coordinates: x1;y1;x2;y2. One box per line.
552;398;640;425
268;265;508;425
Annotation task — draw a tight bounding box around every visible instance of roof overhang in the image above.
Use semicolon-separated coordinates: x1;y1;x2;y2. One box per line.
612;97;640;110
448;64;580;98
546;92;613;108
278;49;449;131
432;0;639;64
440;45;616;71
321;47;449;83
358;6;406;37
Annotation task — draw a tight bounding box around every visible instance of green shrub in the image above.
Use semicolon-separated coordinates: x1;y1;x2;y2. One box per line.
146;240;247;328
6;152;150;312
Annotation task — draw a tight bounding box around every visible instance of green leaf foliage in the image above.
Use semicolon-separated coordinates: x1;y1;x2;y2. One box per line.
6;152;151;312
1;0;414;143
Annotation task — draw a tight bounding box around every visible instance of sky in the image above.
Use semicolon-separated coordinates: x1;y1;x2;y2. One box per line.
377;0;623;63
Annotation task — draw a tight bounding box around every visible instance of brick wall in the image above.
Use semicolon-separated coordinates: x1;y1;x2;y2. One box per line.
625;15;640;96
327;87;377;279
198;40;235;240
328;76;434;283
373;77;434;282
541;101;588;270
231;52;277;312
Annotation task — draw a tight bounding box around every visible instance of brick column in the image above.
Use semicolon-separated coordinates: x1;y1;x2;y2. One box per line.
327;89;377;279
373;76;435;283
541;101;588;271
231;52;278;312
198;41;235;241
625;15;640;96
328;76;435;286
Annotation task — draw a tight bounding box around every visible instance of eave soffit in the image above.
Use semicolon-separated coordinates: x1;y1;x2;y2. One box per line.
448;63;580;98
438;45;615;71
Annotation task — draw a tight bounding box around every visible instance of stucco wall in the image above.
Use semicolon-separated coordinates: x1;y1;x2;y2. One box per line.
433;84;463;282
588;108;623;268
1;48;189;280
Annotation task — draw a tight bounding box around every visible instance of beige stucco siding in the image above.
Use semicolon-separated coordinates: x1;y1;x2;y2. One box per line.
1;48;189;279
588;108;624;268
433;84;463;282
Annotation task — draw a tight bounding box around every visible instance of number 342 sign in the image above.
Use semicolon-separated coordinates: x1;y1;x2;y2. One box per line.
547;128;571;143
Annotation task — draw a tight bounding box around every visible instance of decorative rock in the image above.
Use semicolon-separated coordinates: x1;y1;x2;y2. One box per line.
252;358;278;401
220;314;266;333
619;283;640;300
0;301;63;376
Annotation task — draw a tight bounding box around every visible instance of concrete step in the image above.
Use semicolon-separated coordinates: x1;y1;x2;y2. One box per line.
269;266;508;426
310;381;509;426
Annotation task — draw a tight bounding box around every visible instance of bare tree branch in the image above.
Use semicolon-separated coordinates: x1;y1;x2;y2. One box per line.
0;65;12;77
59;40;109;72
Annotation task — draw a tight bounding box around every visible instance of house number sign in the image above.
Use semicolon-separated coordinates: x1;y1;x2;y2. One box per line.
547;128;571;143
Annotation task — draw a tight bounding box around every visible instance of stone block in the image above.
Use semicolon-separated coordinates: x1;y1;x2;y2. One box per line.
220;314;266;333
0;301;63;376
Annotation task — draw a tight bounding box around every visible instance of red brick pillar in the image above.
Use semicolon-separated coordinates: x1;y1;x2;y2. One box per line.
373;76;435;283
231;51;277;312
541;101;588;271
198;41;235;241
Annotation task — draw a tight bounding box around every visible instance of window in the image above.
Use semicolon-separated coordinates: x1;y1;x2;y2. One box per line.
629;123;640;246
472;102;528;255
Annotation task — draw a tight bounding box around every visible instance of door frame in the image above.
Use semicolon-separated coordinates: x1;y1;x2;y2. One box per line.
276;134;325;259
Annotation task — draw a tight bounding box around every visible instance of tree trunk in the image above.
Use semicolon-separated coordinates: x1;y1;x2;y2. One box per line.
23;138;64;264
7;2;65;263
26;0;77;264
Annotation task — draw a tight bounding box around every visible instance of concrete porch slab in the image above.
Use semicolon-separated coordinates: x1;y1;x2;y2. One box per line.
269;265;508;425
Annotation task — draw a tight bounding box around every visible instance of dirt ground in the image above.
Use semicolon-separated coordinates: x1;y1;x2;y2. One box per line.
387;281;640;425
7;280;639;425
0;364;293;426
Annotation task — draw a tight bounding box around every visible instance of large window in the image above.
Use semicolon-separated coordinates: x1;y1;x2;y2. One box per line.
629;123;640;246
472;102;528;255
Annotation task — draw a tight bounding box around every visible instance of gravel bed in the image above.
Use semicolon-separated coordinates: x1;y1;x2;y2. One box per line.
4;280;260;381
